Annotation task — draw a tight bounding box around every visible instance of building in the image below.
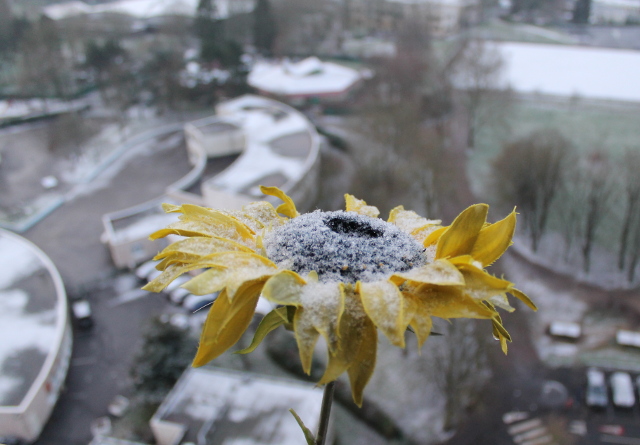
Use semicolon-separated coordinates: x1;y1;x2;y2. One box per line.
42;0;254;21
101;95;321;269
388;0;480;35
150;367;332;445
248;57;363;105
0;229;72;443
590;0;640;24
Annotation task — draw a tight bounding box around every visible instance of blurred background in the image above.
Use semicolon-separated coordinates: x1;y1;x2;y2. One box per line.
1;0;640;444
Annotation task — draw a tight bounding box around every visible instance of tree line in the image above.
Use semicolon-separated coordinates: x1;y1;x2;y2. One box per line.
492;129;640;280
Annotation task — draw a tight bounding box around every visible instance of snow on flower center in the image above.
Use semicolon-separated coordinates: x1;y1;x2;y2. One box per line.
263;210;427;283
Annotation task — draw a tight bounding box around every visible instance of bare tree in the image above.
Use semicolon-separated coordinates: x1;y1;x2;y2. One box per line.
492;129;572;251
428;319;491;432
577;153;612;273
617;149;640;271
448;39;506;149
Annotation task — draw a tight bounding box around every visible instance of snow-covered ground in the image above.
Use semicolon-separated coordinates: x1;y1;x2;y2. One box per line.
248;57;362;97
0;98;89;124
502;244;640;371
493;42;640;102
0;232;60;406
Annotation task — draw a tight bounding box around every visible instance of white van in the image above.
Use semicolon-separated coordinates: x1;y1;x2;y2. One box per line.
610;372;635;408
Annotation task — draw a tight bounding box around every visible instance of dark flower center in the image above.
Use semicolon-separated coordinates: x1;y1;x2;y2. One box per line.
325;216;383;238
263;211;426;283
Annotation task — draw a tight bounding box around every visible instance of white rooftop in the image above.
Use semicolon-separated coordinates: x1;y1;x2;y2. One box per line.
0;229;66;407
248;58;362;97
493;42;640;103
208;95;317;195
42;0;253;21
152;367;325;445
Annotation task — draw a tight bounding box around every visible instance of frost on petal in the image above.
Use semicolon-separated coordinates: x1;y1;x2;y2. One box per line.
298;282;345;354
179;204;255;239
388;206;441;235
344;194;380;218
149;219;224;240
293;307;320;375
241;201;285;227
390;259;465;287
153;236;253;263
181;251;277;298
403;292;433;349
260;185;299;218
436;204;488;259
262;270;306;306
423;226;447;247
357;280;407;348
318;286;371;388
470;209;516;266
192;285;262;367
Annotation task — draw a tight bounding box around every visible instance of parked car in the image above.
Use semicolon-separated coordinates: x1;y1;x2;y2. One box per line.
170;287;192;305
610;372;635;408
183;293;217;312
71;299;94;329
164;275;189;293
586;368;608;409
135;260;157;280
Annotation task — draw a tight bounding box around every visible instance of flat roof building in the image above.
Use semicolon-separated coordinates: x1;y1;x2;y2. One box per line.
0;229;72;442
150;367;331;445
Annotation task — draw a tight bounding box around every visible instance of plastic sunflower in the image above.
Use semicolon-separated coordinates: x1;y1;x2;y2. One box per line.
143;186;536;406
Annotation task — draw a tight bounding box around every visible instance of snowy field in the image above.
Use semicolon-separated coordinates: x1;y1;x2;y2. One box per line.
494;42;640;102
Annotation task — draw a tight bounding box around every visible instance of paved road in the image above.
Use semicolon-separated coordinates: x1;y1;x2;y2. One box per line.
23;130;192;445
23;131;191;291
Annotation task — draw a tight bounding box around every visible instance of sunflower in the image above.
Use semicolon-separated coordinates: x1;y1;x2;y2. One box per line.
143;186;536;406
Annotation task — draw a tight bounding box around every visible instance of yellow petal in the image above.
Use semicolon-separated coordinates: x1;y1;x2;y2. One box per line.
241;201;285;226
346;316;377;407
262;270;307;306
388;206;441;234
235;307;287;354
260;185;299;218
153;236;253;262
149;219;224;240
180;204;255;239
470;209;516;266
413;285;495;319
183;267;229;295
143;262;218;292
390;259;465;287
297;283;345;354
436;204;488;259
161;203;182;213
410;224;443;244
509;288;537;311
317;289;368;387
192;284;262;366
423;226;447;247
345;194;380;218
293;307;320;375
357;280;407;348
181;251;277;297
408;293;434;350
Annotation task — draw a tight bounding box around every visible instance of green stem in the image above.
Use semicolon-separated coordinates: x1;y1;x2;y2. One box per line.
315;381;336;445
